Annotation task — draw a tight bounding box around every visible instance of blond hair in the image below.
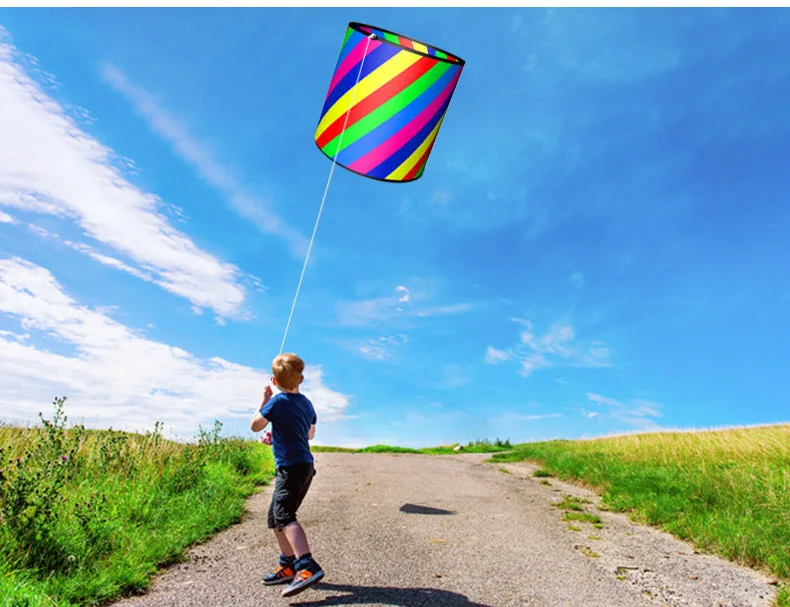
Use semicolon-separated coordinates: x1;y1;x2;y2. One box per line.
272;353;304;391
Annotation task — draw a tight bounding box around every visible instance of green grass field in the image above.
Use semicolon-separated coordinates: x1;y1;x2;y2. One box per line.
0;397;275;607
312;438;514;455
488;425;790;606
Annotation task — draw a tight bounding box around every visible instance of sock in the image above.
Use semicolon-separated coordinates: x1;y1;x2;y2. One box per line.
280;554;296;568
295;553;316;571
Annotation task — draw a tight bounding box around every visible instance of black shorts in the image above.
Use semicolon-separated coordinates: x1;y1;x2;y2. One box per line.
267;462;316;530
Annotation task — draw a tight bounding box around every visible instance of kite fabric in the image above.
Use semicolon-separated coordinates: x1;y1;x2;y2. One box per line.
315;22;465;183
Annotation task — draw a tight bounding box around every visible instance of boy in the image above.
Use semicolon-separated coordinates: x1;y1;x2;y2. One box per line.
250;353;324;598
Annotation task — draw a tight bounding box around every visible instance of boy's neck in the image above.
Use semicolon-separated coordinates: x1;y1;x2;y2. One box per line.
279;388;300;394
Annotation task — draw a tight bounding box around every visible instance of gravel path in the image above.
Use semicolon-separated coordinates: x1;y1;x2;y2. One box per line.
112;452;778;607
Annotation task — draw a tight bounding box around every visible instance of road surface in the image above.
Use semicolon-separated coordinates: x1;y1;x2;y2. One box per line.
112;452;778;607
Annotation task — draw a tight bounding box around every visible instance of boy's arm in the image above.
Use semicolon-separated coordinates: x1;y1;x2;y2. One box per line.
250;412;269;433
250;386;274;433
308;409;317;440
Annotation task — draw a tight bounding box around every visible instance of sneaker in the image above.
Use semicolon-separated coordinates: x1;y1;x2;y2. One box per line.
263;565;295;585
281;565;325;597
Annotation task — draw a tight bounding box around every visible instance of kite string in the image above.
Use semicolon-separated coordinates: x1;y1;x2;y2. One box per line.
279;33;375;355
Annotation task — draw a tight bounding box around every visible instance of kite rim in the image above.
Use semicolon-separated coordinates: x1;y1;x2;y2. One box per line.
313;138;422;183
349;21;466;67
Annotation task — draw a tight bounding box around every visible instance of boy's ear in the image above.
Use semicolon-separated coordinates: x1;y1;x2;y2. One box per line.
299;375;304;385
271;376;278;386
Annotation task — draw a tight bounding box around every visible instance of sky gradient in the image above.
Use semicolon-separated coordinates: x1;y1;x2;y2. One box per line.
0;8;788;447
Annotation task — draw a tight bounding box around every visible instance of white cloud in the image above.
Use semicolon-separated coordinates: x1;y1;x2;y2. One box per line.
513;413;563;421
526;322;575;356
27;226;249;323
414;303;474;317
358;334;408;361
98;63;307;258
486;319;612;377
0;257;351;436
577;343;613;367
0;210;15;223
33;228;152;295
586;393;620;408
0;36;247;319
519;353;550;378
584;392;663;429
358;343;389;361
337;285;473;327
27;223;53;239
63;240;156;283
0;329;29;343
484;346;511;364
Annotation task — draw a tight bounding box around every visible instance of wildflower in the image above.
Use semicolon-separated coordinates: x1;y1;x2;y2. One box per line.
61;456;68;461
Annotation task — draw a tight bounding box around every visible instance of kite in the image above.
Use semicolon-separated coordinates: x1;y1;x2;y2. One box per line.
279;22;465;352
315;22;466;183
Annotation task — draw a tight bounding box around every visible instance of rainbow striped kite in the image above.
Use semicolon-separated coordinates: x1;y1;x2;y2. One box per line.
315;22;465;183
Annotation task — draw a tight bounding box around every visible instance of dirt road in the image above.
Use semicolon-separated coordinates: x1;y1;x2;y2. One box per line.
112;452;777;607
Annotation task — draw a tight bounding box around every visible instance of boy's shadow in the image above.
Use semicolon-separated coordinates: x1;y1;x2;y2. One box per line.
293;583;493;607
399;503;455;516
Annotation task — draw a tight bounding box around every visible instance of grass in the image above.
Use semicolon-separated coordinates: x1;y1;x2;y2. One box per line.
563;511;603;525
554;495;591;511
313;438;515;455
576;545;600;558
358;444;421;454
0;397;275;607
490;424;790;606
309;445;357;453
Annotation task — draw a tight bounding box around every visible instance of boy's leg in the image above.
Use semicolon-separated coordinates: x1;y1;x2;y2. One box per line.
263;470;296;585
274;527;295;557
282;521;310;557
279;464;325;597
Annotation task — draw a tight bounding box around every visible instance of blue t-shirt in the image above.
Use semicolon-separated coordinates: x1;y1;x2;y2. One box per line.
260;392;316;468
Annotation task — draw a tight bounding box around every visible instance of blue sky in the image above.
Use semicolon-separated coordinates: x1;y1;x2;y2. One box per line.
0;8;788;447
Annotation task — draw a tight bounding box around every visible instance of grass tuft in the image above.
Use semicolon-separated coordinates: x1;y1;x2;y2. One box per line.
563;511;603;525
553;495;591;511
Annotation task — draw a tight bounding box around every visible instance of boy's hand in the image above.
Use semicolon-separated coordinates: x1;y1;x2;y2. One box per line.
262;385;273;403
